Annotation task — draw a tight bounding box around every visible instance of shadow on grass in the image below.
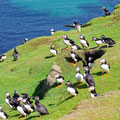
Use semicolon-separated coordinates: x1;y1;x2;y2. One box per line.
45;56;53;59
72;82;87;89
25;115;39;120
65;57;74;63
10;114;20;118
89;46;98;50
92;71;106;76
32;79;46;99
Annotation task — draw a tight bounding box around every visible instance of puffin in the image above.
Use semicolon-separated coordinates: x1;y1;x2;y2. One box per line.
21;93;33;104
70;49;81;67
75;67;84;87
55;73;64;88
84;50;105;69
34;96;49;117
0;54;7;62
0;106;9;119
19;97;34;113
50;45;58;57
62;35;75;50
71;43;81;50
79;35;89;49
13;90;20;100
101;7;111;16
51;28;55;35
13;48;19;61
5;92;18;109
92;37;103;47
65;81;78;97
101;35;116;47
100;58;110;77
73;20;81;33
21;38;28;45
90;88;100;98
16;97;29;118
83;66;95;90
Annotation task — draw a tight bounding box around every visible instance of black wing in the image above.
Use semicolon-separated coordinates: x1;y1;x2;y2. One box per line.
75;53;82;61
81;23;92;27
104;38;115;44
68;38;75;44
75;88;79;94
59;76;64;80
64;25;75;28
86;74;95;87
3;112;9;118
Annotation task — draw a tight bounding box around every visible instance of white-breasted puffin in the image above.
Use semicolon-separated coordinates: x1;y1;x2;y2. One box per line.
5;92;18;109
34;96;49;117
51;28;55;35
55;73;64;88
13;48;19;61
88;87;100;98
21;38;28;45
0;106;9;119
75;67;84;87
101;7;111;16
83;66;95;90
92;37;103;47
16;97;29;118
65;81;78;97
79;35;89;49
70;49;81;67
73;20;81;33
101;35;116;47
0;54;7;62
62;35;75;50
71;44;81;50
50;45;58;57
100;58;110;77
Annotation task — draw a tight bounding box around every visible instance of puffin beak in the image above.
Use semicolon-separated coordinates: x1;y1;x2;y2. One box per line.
61;36;63;38
78;37;80;39
1;107;3;111
88;89;91;92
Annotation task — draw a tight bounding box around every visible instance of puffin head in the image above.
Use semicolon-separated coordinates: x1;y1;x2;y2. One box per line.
100;58;106;63
79;35;85;39
5;92;10;97
65;81;72;87
101;7;106;10
76;67;80;72
92;37;97;41
24;38;28;41
51;28;54;32
51;45;55;49
101;35;105;39
62;35;68;39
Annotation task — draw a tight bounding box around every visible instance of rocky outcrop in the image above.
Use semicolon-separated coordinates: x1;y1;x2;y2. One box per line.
41;64;61;98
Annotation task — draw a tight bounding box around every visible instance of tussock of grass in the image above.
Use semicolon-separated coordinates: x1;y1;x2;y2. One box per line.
0;4;120;120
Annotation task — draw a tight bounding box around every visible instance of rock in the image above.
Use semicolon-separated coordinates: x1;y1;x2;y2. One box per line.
41;64;61;98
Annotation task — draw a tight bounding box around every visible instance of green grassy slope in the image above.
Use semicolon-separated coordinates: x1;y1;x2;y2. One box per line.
0;4;120;120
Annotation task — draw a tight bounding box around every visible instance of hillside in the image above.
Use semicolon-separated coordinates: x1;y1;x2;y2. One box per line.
0;4;120;120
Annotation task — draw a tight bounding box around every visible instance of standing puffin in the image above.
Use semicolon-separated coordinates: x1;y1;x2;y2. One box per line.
21;38;28;45
65;81;78;97
34;96;49;117
92;37;103;47
16;97;29;118
101;35;116;47
75;67;84;87
13;48;19;61
0;106;9;119
89;88;100;98
83;66;95;90
0;54;7;62
79;35;89;49
73;20;81;33
51;28;55;35
62;35;75;50
70;49;81;67
50;45;58;57
100;58;110;77
55;73;64;88
5;92;18;109
101;7;111;16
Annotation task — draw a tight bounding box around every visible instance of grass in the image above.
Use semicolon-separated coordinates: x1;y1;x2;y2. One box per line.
0;4;120;120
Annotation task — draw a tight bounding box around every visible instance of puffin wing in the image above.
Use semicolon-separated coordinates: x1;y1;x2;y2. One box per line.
87;75;95;86
22;106;29;114
59;76;64;80
105;38;116;44
64;25;75;28
81;23;92;28
75;88;79;94
75;53;81;61
3;112;9;118
68;38;75;44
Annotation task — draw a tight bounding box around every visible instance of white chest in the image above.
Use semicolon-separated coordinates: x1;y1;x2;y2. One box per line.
101;64;109;72
67;87;76;96
75;73;84;82
56;78;64;83
80;40;88;47
95;40;102;45
24;105;33;113
90;93;95;98
0;112;6;119
50;49;57;55
64;40;71;46
17;106;26;116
